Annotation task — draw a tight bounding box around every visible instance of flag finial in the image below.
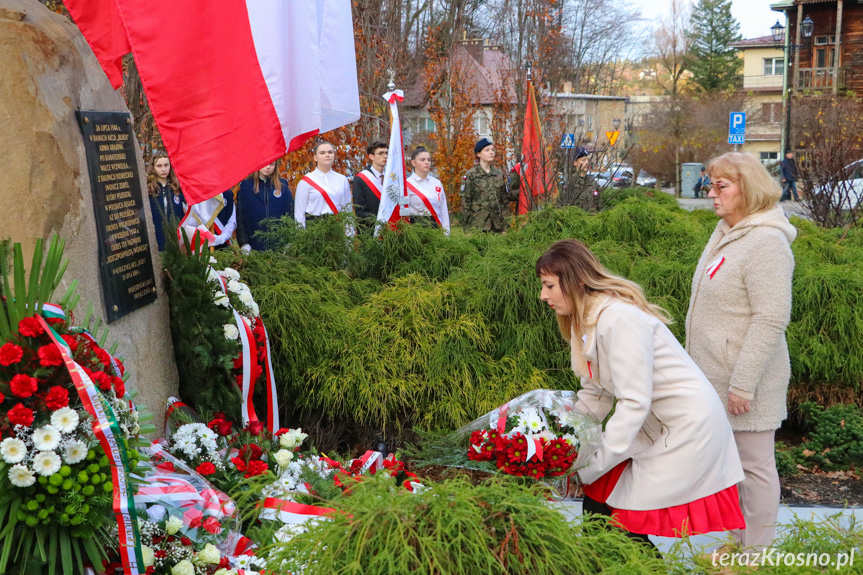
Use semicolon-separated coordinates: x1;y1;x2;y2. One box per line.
387;69;396;92
526;61;533;82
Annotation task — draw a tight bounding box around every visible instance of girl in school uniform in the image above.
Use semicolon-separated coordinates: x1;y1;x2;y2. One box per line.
405;147;450;235
293;141;353;236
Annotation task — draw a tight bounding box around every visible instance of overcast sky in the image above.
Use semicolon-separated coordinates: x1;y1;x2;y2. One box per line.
628;0;782;41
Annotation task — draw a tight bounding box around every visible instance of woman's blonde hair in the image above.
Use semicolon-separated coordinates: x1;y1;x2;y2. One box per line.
250;158;283;195
706;152;781;215
536;239;671;342
146;151;180;197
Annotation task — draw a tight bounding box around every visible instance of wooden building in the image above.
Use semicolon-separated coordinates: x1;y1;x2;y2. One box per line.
771;0;863;95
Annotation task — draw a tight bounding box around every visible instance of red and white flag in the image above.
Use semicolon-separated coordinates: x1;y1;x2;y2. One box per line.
63;0;360;205
374;90;407;233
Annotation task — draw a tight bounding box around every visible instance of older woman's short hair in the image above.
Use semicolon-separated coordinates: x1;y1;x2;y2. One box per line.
706;152;782;215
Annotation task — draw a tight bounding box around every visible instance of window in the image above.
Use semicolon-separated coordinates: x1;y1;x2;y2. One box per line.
474;113;489;136
815;47;834;68
814;35;831;46
763;58;784;76
759;152;779;164
761;102;783;124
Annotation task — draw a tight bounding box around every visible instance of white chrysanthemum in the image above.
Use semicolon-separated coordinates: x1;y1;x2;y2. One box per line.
207;268;221;283
239;291;255;307
64;439;88;464
32;451;62;476
51;407;80;434
562;434;579;448
209;256;218;264
223;324;239;340
249;303;260;317
219;268;241;282
523;413;545;433
32;425;61;451
0;438;27;464
213;294;231;308
8;464;35;487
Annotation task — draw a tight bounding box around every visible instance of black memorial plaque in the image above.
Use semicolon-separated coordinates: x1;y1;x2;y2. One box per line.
77;111;157;322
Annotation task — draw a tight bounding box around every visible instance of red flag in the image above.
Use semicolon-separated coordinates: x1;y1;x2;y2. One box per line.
518;80;551;214
62;0;360;205
63;0;129;89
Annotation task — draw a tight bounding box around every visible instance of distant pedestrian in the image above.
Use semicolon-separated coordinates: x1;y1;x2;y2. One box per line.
693;167;710;199
461;138;518;233
780;150;800;202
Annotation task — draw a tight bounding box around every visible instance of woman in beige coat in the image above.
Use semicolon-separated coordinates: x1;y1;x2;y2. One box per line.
537;239;745;544
686;152;797;552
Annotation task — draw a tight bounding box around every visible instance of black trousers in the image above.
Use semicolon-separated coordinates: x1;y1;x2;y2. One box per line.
582;495;659;552
408;216;438;228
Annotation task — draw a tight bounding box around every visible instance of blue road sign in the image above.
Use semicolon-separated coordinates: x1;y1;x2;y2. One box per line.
561;133;576;149
728;112;746;145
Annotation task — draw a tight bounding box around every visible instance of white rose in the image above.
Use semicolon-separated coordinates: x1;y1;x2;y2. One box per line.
165;514;184;535
273;449;294;468
223;324;239;340
171;559;195;575
196;543;221;565
279;428;308;449
145;504;167;523
141;545;155;567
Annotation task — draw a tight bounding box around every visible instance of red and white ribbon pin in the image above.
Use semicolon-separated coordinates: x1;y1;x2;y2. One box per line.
706;255;726;279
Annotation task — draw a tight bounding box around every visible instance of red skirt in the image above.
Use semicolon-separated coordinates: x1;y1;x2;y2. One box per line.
582;460;745;538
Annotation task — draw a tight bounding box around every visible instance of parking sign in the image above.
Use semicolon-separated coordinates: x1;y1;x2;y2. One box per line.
728;112;746;145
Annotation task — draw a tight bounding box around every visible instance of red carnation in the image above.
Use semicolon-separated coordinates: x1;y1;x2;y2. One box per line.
17;317;43;338
37;345;63;367
244;460;268;478
181;536;192;546
0;343;23;366
230;457;246;472
92;371;113;392
115;359;125;376
246;420;264;436
0;391;4;403
94;348;112;368
61;335;79;352
232;355;243;370
156;460;175;473
112;376;126;398
6;403;34;427
196;462;216;476
202;517;222;534
9;374;37;398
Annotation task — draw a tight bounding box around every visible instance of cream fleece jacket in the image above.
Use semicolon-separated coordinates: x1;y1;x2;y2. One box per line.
685;205;797;432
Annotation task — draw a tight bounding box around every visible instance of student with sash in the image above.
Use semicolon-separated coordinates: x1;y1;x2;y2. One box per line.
405;147;450;235
353;140;388;231
294;141;354;235
236;159;293;253
146;151;186;251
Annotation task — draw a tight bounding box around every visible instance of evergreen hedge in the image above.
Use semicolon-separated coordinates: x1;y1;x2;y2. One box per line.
212;192;863;436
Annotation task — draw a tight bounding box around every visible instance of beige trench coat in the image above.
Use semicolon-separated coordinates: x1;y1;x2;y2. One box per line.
574;297;744;511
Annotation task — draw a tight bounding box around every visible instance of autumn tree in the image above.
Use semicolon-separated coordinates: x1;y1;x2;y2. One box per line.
687;0;742;93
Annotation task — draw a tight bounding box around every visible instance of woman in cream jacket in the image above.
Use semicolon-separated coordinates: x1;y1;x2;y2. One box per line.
537;239;744;543
687;152;797;552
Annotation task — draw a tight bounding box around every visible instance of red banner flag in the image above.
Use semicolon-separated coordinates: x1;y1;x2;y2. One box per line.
517;80;551;214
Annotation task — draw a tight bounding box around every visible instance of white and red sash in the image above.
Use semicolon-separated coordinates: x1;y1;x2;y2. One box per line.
356;170;382;200
406;181;442;228
301;175;340;214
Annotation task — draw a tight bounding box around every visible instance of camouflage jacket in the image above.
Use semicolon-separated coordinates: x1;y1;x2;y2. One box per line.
461;165;519;232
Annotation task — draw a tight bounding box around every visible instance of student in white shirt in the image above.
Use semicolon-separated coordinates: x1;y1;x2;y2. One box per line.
405;147;450;235
294;142;354;236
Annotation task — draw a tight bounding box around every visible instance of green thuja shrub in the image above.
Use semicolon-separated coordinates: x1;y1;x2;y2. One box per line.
162;237;242;418
794;403;863;472
265;474;688;575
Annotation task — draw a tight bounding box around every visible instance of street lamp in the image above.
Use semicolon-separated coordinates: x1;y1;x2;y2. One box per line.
771;16;815;154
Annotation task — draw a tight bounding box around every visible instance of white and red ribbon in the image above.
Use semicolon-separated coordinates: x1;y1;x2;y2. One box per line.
350;450;384;475
259;497;336;524
706;255;726;279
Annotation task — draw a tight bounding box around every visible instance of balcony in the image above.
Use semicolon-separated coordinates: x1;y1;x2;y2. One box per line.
797;67;847;90
742;74;784;91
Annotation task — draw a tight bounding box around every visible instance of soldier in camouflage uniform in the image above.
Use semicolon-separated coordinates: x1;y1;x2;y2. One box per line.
461;138;519;233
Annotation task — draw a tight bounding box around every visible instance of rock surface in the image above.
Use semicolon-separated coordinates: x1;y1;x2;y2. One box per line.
0;0;178;430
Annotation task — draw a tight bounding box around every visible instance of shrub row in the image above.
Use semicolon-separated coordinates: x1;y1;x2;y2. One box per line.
211;192;863;435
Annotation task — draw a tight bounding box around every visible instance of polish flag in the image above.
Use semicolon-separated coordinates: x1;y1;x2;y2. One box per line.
518;78;552;214
374;90;408;233
62;0;360;205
